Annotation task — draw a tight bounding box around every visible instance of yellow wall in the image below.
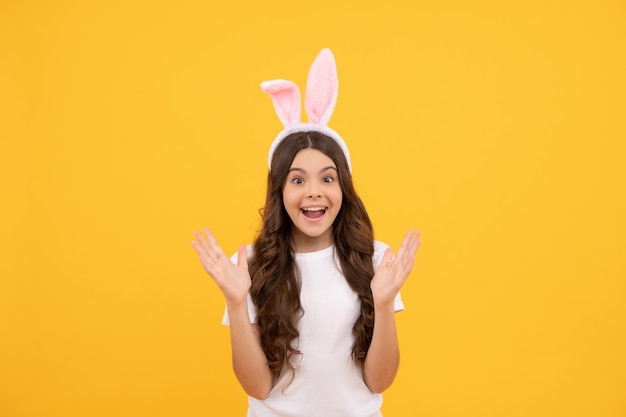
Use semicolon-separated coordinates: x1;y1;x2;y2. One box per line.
1;1;625;416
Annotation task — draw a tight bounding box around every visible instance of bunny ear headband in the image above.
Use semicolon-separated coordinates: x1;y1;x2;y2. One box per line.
261;48;352;172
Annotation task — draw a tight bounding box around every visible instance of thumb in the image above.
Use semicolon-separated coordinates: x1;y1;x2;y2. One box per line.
380;247;394;269
237;245;249;270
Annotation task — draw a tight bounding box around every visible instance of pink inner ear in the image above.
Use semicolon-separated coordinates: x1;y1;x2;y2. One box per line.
261;80;301;127
305;48;338;125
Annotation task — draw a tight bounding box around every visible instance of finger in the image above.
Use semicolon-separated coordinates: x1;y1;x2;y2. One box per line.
395;229;416;262
406;230;421;253
380;247;394;269
413;231;422;252
204;227;227;260
191;239;202;255
405;230;420;254
191;235;209;257
400;231;422;273
192;232;221;267
394;230;421;274
192;239;214;265
194;229;211;255
193;244;218;277
410;231;422;258
237;245;249;270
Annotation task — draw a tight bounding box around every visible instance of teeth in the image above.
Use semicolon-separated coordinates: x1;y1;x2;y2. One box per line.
302;207;325;212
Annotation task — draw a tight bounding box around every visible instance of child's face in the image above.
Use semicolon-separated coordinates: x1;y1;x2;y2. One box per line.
282;148;343;253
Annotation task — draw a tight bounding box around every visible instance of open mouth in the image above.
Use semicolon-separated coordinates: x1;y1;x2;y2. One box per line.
301;207;327;219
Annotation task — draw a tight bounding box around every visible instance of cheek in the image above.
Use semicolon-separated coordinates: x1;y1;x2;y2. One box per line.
333;186;344;204
282;188;298;210
330;193;343;213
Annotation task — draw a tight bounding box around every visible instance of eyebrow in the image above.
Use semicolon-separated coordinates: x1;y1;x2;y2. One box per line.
288;166;338;174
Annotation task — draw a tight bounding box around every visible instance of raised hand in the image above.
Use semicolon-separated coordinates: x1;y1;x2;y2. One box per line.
370;229;422;309
192;228;251;307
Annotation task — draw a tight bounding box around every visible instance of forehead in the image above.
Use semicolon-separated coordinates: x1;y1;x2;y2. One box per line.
289;148;336;169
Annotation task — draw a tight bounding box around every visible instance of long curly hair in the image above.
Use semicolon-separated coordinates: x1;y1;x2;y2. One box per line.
248;131;376;381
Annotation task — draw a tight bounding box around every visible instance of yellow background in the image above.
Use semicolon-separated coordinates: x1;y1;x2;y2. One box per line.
1;1;625;416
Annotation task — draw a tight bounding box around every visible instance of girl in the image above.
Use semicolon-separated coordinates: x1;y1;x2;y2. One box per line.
192;49;421;417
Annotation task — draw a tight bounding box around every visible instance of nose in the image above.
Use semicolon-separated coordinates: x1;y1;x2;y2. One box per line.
306;182;322;198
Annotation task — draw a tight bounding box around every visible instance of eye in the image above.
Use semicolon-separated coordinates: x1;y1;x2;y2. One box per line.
323;176;335;183
291;177;304;184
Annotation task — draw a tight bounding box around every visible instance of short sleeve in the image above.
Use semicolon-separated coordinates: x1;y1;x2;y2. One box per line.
373;240;405;312
221;244;257;326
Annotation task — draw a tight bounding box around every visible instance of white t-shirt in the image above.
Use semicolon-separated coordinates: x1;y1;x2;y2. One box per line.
223;241;404;417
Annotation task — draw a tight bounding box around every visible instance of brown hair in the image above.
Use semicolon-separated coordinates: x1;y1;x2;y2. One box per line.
248;131;376;381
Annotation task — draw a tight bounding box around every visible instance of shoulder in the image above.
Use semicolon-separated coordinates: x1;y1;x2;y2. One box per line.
372;240;390;271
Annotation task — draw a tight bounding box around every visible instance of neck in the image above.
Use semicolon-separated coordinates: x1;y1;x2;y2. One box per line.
290;229;333;253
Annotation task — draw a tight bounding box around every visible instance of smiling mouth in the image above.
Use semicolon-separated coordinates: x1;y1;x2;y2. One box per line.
302;207;327;219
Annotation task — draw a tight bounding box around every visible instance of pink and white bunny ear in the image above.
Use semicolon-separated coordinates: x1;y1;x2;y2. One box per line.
261;79;301;127
305;48;338;125
262;48;352;172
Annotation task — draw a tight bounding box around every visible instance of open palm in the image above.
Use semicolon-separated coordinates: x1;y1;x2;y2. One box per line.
370;229;422;308
192;228;251;307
